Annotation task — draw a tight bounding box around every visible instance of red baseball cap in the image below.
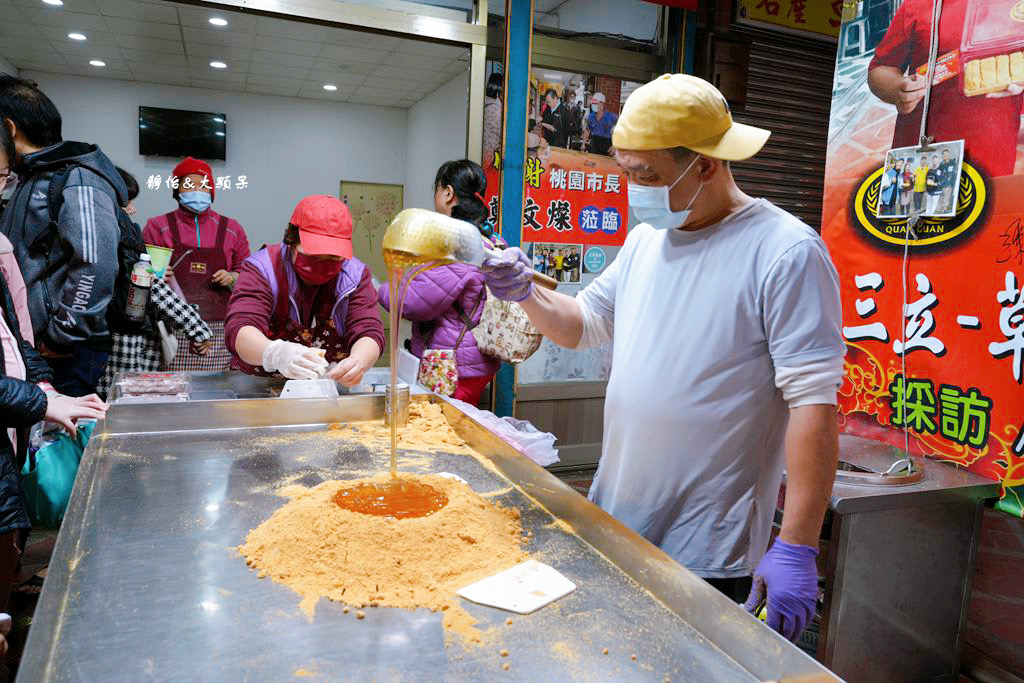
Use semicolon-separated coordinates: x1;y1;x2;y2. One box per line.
290;195;353;259
172;156;215;199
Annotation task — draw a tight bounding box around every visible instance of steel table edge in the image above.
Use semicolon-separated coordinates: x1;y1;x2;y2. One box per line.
17;430;112;682
438;401;840;681
830;483;1001;514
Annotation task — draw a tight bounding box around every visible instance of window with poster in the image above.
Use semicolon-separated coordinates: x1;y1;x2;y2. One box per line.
482;62;644;384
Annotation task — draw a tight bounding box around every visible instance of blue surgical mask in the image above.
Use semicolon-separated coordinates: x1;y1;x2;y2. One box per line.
591;104;601;113
627;155;702;230
179;191;212;214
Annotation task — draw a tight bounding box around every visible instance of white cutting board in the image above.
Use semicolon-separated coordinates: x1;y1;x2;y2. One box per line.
279;379;339;399
457;560;575;614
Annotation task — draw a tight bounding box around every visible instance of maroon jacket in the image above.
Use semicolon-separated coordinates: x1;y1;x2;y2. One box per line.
142;206;250;270
224;255;385;375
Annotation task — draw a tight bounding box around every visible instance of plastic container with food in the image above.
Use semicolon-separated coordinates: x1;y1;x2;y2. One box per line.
111;372;191;402
959;0;1024;97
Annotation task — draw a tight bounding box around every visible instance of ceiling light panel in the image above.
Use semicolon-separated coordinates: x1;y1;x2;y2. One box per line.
95;0;178;24
182;26;256;49
113;35;184;54
22;9;107;31
103;17;181;40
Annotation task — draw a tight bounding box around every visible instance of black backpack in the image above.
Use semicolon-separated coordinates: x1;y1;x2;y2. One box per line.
44;162;155;336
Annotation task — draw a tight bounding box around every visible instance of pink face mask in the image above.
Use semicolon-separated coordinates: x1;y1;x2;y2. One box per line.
293;250;342;285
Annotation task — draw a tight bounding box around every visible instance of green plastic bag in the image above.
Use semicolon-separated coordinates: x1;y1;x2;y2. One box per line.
21;421;96;529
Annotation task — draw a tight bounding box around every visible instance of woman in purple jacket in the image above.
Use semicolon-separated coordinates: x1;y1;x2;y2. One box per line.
378;160;502;405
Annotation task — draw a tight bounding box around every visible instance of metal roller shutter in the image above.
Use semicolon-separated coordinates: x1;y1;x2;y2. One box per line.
728;33;837;231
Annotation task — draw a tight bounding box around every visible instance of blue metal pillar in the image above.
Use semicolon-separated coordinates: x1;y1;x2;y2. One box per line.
666;7;696;74
683;9;696;74
493;0;533;417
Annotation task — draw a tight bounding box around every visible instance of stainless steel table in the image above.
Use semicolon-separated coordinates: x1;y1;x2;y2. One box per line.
795;435;1000;682
20;395;837;681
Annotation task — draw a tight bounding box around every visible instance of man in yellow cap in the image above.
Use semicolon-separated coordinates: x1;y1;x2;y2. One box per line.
482;74;844;643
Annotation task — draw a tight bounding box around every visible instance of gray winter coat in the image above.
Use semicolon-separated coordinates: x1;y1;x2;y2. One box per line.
0;142;128;352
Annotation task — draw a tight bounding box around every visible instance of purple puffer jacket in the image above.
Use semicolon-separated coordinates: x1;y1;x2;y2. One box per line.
378;261;500;380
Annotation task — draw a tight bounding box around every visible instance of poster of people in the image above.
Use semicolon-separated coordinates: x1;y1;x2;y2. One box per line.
876;140;964;218
530;242;582;284
483;63;639;247
823;0;1024;514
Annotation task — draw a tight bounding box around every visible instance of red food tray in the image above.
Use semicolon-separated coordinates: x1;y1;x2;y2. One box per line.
959;0;1024;96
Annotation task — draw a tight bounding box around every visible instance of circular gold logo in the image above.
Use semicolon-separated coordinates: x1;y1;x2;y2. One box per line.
1012;0;1024;22
852;162;986;250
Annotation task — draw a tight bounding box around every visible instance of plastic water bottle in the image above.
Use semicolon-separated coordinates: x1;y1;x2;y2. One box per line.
125;253;153;322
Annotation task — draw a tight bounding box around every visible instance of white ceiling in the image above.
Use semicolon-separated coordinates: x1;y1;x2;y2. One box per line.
0;0;471;107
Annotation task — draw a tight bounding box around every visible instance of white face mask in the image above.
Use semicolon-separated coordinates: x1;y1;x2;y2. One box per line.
627;155;703;230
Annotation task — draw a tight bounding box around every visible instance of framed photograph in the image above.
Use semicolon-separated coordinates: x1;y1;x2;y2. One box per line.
875;140;964;219
529;242;582;284
339;180;404;366
339;180;403;284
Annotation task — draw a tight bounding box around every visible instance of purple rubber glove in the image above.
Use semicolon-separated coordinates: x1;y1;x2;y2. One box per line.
743;539;818;642
479;247;533;302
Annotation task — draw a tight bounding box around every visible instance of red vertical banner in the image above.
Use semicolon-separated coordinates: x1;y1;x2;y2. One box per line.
823;0;1024;514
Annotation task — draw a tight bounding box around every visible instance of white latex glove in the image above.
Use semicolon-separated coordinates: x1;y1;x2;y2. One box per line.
261;339;329;379
0;612;10;656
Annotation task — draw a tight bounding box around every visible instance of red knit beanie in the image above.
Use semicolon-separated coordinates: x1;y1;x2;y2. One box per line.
172;156;215;200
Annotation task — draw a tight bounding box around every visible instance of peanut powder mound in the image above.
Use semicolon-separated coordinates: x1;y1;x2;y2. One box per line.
327;401;472;454
239;472;527;645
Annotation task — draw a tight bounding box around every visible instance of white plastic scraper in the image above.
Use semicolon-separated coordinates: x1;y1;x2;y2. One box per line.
456;560;575;614
279;379;339;399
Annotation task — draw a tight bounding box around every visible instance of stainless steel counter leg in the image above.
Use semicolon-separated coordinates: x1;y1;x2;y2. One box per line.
819;499;985;682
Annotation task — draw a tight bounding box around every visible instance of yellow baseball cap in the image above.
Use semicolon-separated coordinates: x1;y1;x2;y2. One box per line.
612;74;770;161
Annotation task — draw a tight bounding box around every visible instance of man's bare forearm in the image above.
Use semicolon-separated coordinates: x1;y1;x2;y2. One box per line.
778;404;839;548
868;66;904;104
518;286;585;348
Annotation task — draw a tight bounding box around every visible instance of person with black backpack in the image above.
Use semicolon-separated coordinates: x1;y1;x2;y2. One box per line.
0;75;128;396
96;169;213;398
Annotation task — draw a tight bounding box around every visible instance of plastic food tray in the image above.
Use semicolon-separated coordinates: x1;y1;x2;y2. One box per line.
111;371;191;401
959;0;1024;96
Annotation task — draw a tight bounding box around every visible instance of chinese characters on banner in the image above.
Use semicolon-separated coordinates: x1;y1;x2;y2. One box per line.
485;147;629;246
145;174;249;191
823;2;1024;515
736;0;843;39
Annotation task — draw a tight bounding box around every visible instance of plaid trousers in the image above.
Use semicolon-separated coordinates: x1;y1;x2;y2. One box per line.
98;279;213;397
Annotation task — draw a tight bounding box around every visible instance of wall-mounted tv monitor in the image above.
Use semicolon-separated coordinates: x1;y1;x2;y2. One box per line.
139;106;227;160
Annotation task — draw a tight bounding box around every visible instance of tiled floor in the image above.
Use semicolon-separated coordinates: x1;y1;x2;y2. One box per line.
4;528;58;680
551;466;596;497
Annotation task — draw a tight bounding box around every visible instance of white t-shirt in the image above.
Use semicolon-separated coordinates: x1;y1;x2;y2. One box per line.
576;199;845;578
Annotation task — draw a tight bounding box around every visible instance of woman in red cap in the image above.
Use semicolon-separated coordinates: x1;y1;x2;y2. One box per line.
225;195;383;384
142;156;251;372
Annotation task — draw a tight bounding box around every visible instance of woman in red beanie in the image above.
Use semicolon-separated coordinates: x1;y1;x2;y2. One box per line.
142;157;250;372
225;195;383;384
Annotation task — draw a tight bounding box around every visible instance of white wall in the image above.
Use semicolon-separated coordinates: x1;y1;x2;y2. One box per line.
542;0;659;40
404;71;469;212
493;0;659;42
0;56;16;76
23;71;408;249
